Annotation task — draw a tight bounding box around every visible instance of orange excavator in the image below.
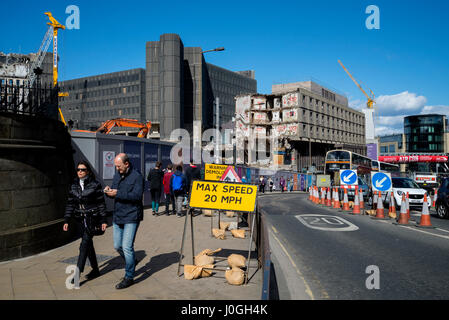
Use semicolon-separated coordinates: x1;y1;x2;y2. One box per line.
73;118;152;138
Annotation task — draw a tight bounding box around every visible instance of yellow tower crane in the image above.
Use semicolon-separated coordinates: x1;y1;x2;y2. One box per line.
338;60;375;109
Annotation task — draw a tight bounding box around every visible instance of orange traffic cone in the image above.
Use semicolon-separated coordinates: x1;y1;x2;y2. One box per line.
331;188;335;207
334;188;341;209
351;187;361;214
309;187;313;201
388;191;397;218
394;193;410;225
433;189;437;208
359;188;365;210
406;192;410;220
372;191;388;219
326;188;332;207
342;187;350;211
321;188;326;205
417;193;434;228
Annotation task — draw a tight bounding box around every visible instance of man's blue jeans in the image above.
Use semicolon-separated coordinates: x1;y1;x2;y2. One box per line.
113;222;139;279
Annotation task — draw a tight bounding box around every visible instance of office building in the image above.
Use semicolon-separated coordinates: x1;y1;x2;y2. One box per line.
146;34;257;139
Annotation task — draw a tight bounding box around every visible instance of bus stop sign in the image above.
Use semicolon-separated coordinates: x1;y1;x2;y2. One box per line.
371;172;392;192
340;169;358;186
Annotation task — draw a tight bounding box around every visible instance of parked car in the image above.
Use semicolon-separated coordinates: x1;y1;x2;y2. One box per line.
386;177;431;210
435;177;449;219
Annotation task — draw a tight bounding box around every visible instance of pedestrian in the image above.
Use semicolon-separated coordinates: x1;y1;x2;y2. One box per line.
185;160;201;209
242;176;247;183
63;161;107;283
163;164;175;215
170;165;188;218
147;161;164;215
280;176;286;192
287;178;292;192
268;177;274;192
259;175;266;193
104;153;144;290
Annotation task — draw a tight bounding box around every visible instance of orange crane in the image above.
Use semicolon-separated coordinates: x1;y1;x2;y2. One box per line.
73;118;152;138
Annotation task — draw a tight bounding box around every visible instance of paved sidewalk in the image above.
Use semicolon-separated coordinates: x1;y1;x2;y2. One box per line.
0;208;261;300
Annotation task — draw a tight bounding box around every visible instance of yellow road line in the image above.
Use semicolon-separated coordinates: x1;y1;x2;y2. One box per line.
271;226;278;234
270;231;315;300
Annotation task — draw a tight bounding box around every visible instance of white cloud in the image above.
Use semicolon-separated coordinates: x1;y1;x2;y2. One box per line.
420;105;449;117
374;91;427;116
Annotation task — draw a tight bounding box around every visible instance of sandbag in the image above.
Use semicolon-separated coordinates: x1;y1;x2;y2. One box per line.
212;228;226;240
226;211;235;218
196;248;222;256
184;265;202;280
200;264;214;278
220;222;230;231
231;229;245;239
228;254;246;268
389;211;397;219
203;209;213;217
225;267;245;285
228;221;238;230
195;254;214;266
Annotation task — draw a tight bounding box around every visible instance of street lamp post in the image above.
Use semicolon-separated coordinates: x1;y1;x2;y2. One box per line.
199;47;225;164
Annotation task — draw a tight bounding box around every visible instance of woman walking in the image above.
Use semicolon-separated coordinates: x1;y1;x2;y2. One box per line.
63;161;107;282
147;161;164;215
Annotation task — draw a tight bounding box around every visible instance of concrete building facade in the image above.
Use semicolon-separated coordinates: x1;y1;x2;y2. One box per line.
146;34;257;139
235;81;366;172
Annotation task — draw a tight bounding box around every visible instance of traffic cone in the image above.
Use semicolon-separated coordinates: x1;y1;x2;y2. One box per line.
326;188;332;207
321;188;326;205
342;188;350;211
351;188;361;214
359;188;365;210
309;187;313;201
417;193;434;228
388;191;397;218
394;193;410;225
334;188;341;209
406;192;410;220
373;191;378;210
433;189;437;208
372;191;388;219
331;188;335;207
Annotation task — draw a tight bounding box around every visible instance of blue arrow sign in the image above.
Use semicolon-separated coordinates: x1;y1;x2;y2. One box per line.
371;172;392;192
340;170;357;185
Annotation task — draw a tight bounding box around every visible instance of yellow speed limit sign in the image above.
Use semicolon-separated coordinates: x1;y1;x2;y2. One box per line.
189;181;257;212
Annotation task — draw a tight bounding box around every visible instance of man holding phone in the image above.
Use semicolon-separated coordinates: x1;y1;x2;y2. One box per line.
104;153;143;289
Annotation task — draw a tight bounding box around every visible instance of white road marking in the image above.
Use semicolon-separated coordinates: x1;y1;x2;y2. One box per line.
296;214;359;232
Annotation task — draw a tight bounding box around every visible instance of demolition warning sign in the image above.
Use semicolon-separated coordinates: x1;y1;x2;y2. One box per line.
205;164;231;181
189;181;257;212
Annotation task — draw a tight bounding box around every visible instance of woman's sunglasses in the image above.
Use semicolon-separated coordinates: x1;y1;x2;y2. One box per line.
77;168;88;172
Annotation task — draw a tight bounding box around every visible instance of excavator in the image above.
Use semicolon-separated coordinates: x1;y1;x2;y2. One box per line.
73;118;152;138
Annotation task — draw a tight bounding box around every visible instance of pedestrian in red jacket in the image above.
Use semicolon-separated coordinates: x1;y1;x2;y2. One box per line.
162;164;175;215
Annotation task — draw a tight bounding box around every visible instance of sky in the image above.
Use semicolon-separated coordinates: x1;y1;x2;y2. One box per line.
1;0;448;136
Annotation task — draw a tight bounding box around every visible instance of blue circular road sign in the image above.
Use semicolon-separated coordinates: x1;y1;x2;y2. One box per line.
372;172;392;191
340;170;357;185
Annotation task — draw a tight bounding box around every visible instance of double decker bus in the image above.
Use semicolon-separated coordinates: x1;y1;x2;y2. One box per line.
371;160;400;173
325;150;372;199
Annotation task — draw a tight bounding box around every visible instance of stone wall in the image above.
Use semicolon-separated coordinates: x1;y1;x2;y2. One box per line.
0;113;77;261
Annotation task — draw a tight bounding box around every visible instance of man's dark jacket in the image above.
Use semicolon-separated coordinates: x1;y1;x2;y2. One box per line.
111;165;144;224
185;164;201;190
64;175;107;225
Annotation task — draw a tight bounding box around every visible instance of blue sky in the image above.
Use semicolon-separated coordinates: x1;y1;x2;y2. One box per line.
2;0;448;135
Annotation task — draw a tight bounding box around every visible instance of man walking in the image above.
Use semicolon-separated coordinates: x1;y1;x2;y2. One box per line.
280;176;286;193
104;153;143;289
162;164;175;215
170;165;187;218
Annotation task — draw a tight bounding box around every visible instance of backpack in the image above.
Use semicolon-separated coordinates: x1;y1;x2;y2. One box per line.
172;174;184;192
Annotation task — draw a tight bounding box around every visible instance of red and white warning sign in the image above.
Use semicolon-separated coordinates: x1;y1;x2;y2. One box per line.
220;166;242;183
